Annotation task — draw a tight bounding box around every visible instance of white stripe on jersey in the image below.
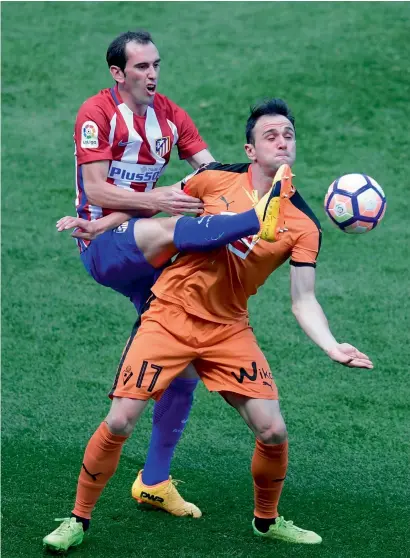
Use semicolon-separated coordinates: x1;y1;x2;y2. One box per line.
117;103;143;164
89;203;103;220
114;103;144;190
146;106;166;165
108;113;117;146
167;119;179;147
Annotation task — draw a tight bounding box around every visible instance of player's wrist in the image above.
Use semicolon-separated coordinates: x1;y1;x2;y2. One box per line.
144;189;163;212
92;219;109;236
324;342;340;356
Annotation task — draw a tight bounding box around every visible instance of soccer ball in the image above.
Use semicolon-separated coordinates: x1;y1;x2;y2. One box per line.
324;174;386;233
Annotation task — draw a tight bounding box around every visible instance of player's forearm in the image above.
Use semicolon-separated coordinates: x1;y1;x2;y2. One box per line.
185;149;215;170
292;296;338;353
85;181;159;211
92;211;134;235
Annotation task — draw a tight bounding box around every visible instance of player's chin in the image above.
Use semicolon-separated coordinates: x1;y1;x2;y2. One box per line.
136;91;155;105
274;155;291;165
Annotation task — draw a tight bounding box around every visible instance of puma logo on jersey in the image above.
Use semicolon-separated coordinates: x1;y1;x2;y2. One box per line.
220;196;235;211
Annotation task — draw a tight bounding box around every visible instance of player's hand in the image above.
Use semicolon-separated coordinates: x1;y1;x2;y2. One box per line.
149;184;204;215
56;216;99;241
327;343;373;369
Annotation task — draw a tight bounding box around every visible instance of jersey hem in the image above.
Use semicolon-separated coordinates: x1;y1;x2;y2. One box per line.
77;153;112;166
289;260;317;268
178;141;208;160
152;290;248;325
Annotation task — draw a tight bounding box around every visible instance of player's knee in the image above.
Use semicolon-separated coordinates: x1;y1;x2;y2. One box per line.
106;406;139;435
255;420;288;445
106;397;146;435
106;413;134;435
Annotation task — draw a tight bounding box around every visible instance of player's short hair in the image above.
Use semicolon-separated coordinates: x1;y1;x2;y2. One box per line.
106;30;155;72
246;99;295;144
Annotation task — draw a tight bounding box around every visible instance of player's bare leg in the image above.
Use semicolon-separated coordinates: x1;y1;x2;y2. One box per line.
58;164;292;267
223;393;322;544
132;216;181;267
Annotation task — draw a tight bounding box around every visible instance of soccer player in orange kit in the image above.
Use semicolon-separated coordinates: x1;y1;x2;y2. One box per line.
44;99;373;551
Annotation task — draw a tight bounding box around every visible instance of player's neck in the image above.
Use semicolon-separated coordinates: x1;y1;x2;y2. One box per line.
250;163;277;197
117;86;148;116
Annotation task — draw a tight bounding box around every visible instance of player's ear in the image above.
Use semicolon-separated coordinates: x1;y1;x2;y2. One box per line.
244;143;256;162
109;65;125;84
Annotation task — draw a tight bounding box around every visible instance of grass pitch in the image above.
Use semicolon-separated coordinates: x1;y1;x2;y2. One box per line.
2;2;410;557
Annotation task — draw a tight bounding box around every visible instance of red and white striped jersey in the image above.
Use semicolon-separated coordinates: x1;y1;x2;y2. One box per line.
74;84;207;225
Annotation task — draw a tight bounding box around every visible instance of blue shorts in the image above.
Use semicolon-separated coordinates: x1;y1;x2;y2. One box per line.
80;218;163;314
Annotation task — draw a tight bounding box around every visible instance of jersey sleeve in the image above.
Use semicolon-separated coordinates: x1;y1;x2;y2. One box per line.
290;229;322;267
74;100;113;165
174;107;208;160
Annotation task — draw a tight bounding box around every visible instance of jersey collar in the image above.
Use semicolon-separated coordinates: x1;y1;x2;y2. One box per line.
110;84;122;106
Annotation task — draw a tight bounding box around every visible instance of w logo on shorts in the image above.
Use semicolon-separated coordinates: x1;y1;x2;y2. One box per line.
155;136;171;157
231;361;258;383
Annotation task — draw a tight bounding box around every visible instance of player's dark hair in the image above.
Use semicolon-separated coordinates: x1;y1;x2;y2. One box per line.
106;30;155;72
246;99;295;144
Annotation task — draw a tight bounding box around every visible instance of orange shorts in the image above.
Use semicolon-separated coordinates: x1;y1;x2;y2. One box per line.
110;297;278;401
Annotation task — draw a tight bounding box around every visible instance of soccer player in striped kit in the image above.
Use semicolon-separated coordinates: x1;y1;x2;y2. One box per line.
55;29;279;522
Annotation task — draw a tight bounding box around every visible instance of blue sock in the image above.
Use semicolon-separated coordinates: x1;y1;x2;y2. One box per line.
142;377;199;486
173;209;260;252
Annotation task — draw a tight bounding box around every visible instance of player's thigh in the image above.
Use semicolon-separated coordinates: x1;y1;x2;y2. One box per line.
81;217;157;288
198;324;279;400
133;216;180;267
223;393;287;443
110;298;196;402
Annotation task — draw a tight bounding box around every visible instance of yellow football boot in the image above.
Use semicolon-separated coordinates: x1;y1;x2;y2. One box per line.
132;470;202;518
254;164;294;242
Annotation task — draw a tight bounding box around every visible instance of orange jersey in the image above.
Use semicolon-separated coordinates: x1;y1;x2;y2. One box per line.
152;163;321;324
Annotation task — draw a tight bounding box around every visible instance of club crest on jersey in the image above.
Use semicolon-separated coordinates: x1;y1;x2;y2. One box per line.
81;121;99;148
155;136;171;157
114;222;129;234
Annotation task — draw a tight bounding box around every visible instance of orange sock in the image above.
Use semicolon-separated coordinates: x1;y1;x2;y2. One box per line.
72;422;128;519
252;439;288;519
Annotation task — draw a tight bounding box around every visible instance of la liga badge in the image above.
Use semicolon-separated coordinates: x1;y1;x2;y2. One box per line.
81;121;99;148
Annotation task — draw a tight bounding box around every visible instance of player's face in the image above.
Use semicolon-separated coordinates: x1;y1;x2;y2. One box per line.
245;115;296;174
112;41;161;105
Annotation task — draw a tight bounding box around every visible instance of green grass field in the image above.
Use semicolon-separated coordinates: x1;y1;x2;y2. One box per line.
2;2;410;557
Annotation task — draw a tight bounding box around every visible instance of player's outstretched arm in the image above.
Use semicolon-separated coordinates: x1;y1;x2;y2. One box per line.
82;161;204;215
56;212;141;240
290;265;373;369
